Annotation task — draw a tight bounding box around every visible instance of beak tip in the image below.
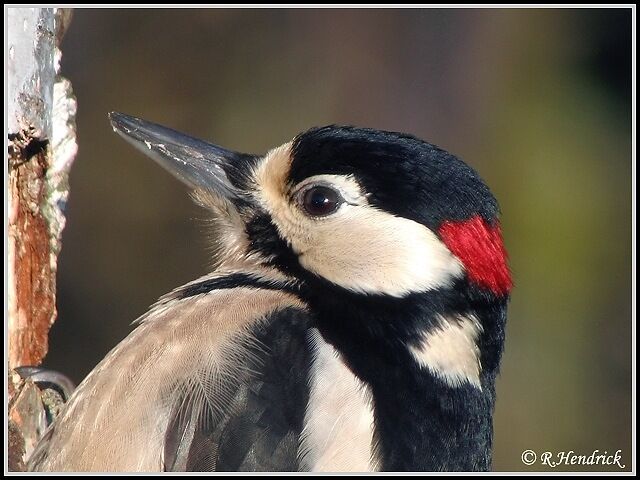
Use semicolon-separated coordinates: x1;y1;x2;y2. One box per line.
108;111;140;136
108;112;119;133
108;111;120;125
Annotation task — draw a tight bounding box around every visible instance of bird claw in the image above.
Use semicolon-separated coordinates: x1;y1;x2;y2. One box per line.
14;366;75;402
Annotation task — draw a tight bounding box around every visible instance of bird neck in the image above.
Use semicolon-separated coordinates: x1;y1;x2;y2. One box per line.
303;283;507;472
371;372;495;471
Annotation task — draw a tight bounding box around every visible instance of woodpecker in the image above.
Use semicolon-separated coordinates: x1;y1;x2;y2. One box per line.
28;113;512;472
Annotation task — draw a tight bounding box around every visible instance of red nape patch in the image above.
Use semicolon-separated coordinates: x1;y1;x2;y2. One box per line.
438;215;512;296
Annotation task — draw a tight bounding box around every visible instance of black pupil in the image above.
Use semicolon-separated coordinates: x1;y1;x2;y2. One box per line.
303;186;340;216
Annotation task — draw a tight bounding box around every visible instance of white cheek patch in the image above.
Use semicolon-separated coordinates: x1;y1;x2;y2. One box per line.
295;205;464;297
409;313;483;389
253;145;464;297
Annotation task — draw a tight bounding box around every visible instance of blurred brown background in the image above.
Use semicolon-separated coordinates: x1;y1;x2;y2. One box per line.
44;8;632;471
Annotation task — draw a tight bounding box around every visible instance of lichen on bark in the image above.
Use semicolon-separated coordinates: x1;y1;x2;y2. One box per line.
7;7;77;369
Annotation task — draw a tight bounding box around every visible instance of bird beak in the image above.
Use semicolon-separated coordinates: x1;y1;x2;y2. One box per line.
109;112;247;200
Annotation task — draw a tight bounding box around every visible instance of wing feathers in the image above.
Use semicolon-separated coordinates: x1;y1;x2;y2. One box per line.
30;282;307;472
172;306;314;472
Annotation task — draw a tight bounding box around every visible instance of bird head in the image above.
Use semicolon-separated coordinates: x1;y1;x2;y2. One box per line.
109;113;512;386
109;113;510;296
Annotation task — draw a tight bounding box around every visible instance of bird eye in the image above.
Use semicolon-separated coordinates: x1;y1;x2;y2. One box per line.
301;185;343;217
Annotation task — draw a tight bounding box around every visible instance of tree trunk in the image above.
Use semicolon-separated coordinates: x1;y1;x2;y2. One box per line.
7;7;77;470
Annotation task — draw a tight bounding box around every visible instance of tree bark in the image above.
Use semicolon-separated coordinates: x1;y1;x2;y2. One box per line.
7;7;77;470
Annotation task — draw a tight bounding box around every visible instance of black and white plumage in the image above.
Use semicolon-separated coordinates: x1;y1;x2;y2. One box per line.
29;113;512;472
